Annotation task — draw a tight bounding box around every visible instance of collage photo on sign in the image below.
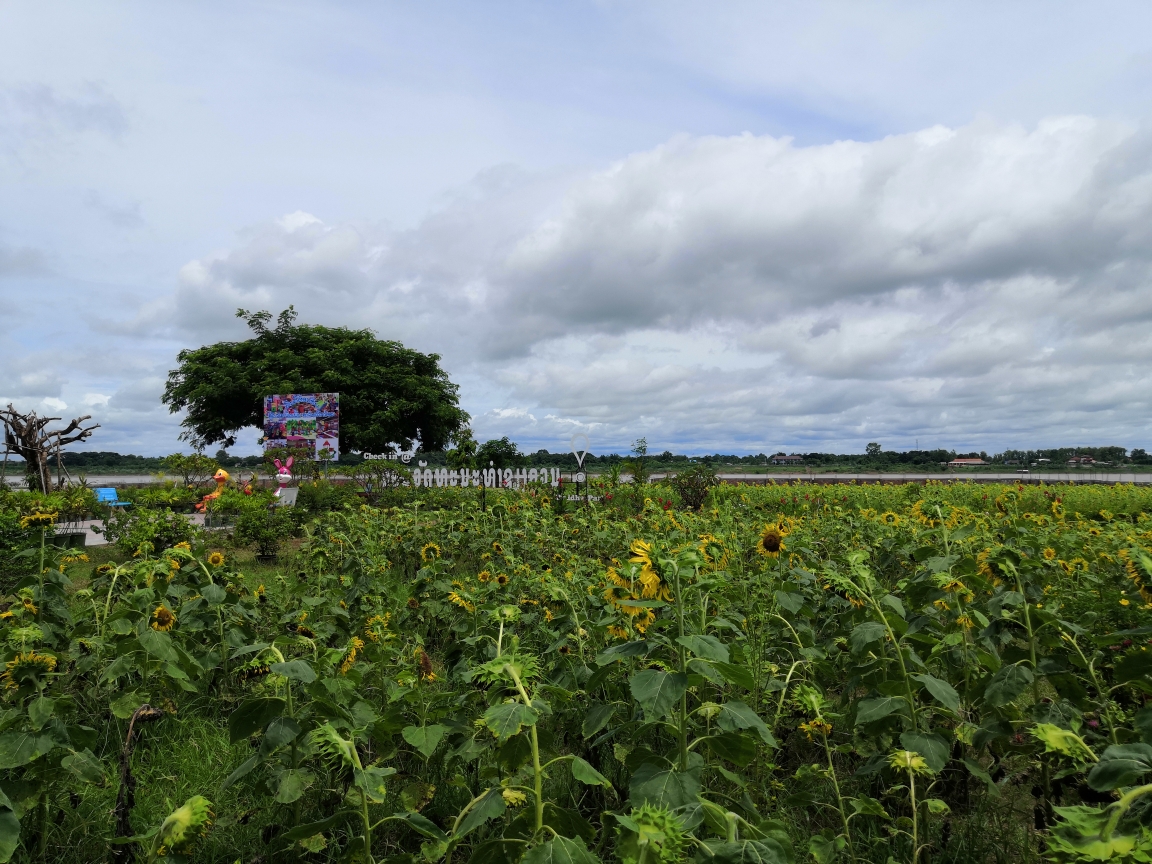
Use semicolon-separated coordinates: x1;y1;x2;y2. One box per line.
262;392;340;459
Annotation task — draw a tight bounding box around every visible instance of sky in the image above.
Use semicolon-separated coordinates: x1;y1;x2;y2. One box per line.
4;2;1152;458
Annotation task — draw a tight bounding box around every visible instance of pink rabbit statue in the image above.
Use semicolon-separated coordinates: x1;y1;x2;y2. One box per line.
273;456;293;497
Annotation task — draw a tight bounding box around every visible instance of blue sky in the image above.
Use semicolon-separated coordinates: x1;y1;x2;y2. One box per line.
4;2;1152;456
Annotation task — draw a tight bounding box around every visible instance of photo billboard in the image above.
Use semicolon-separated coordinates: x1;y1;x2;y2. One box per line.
262;393;339;459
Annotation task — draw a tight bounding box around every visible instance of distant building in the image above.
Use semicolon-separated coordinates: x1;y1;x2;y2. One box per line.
1067;456;1096;465
770;454;804;465
947;458;987;468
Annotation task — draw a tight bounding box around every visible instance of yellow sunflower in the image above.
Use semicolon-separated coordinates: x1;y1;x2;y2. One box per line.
151;604;177;632
757;525;784;558
207;551;225;567
19;511;57;529
2;651;56;689
1043;547;1056;560
880;511;901;526
364;613;390;643
421;543;441;562
339;637;364;675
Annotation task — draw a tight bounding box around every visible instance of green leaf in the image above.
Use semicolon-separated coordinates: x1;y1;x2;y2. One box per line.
280;810;356;843
962;758;999;796
1048;805;1138;859
201;583;227;605
100;654;137;684
629;670;688;721
27;697;54;730
1032;724;1096;762
260;717;302;757
848;795;890;819
912;674;960;712
570;756;612;787
595;641;649;666
713;662;756;691
849;622;887;653
855;696;906;726
808;835;837;864
0;807;18;864
137;628;178;663
688;659;725;687
221;753;261;790
1115;650;1152;684
984;663;1033;707
400;811;449;842
521;836;599;864
228;697;286;744
275;769;315;804
270;660;316;683
468;839;522;864
354;766;397;803
880;595;906;618
403;723;450;757
298;834;327;854
482;703;538;743
0;732;55;769
1088;744;1152;792
456;787;507;839
716;701;776;746
697;838;792;864
706;732;757;767
1135;705;1152;745
899;732;949;774
676;635;730;663
628;763;701;808
229;642;270;660
108;695;148;718
774;590;804;614
61;748;105;784
581;704;615;739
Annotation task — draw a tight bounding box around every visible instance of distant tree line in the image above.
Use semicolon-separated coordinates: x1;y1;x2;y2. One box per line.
8;442;1150;472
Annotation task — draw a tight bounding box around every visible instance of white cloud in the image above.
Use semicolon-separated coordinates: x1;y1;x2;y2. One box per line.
146;116;1152;452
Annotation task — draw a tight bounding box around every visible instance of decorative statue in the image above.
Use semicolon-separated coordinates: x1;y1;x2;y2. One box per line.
274;457;293;497
194;468;230;513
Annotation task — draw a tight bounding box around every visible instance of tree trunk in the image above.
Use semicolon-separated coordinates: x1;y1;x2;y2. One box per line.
1;406;98;494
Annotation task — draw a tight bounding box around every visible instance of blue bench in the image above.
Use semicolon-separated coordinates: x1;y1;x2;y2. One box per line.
95;487;131;509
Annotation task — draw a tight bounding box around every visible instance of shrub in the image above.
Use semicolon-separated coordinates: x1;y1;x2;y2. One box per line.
233;504;297;558
296;478;358;513
668;463;719;511
98;506;197;554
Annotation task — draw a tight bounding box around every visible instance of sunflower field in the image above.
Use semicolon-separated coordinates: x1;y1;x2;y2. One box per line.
3;479;1152;863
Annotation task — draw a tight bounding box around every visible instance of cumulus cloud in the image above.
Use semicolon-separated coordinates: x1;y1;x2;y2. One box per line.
115;116;1152;451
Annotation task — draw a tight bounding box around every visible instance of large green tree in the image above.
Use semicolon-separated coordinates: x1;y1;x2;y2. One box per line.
162;308;469;453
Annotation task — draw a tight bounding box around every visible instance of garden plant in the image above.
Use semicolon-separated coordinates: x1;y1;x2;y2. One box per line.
0;476;1150;862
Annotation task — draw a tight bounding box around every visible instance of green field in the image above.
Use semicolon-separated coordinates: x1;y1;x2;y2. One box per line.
1;479;1152;863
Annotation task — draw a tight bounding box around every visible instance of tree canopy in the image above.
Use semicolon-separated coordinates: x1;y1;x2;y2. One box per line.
162;308;469;454
476;436;525;469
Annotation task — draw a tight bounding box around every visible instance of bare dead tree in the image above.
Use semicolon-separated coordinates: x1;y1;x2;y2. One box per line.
0;405;99;493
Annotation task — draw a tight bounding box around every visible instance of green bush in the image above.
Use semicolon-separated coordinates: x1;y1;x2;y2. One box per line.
667;463;718;511
98;505;198;554
295;478;358;513
233;504;297;557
